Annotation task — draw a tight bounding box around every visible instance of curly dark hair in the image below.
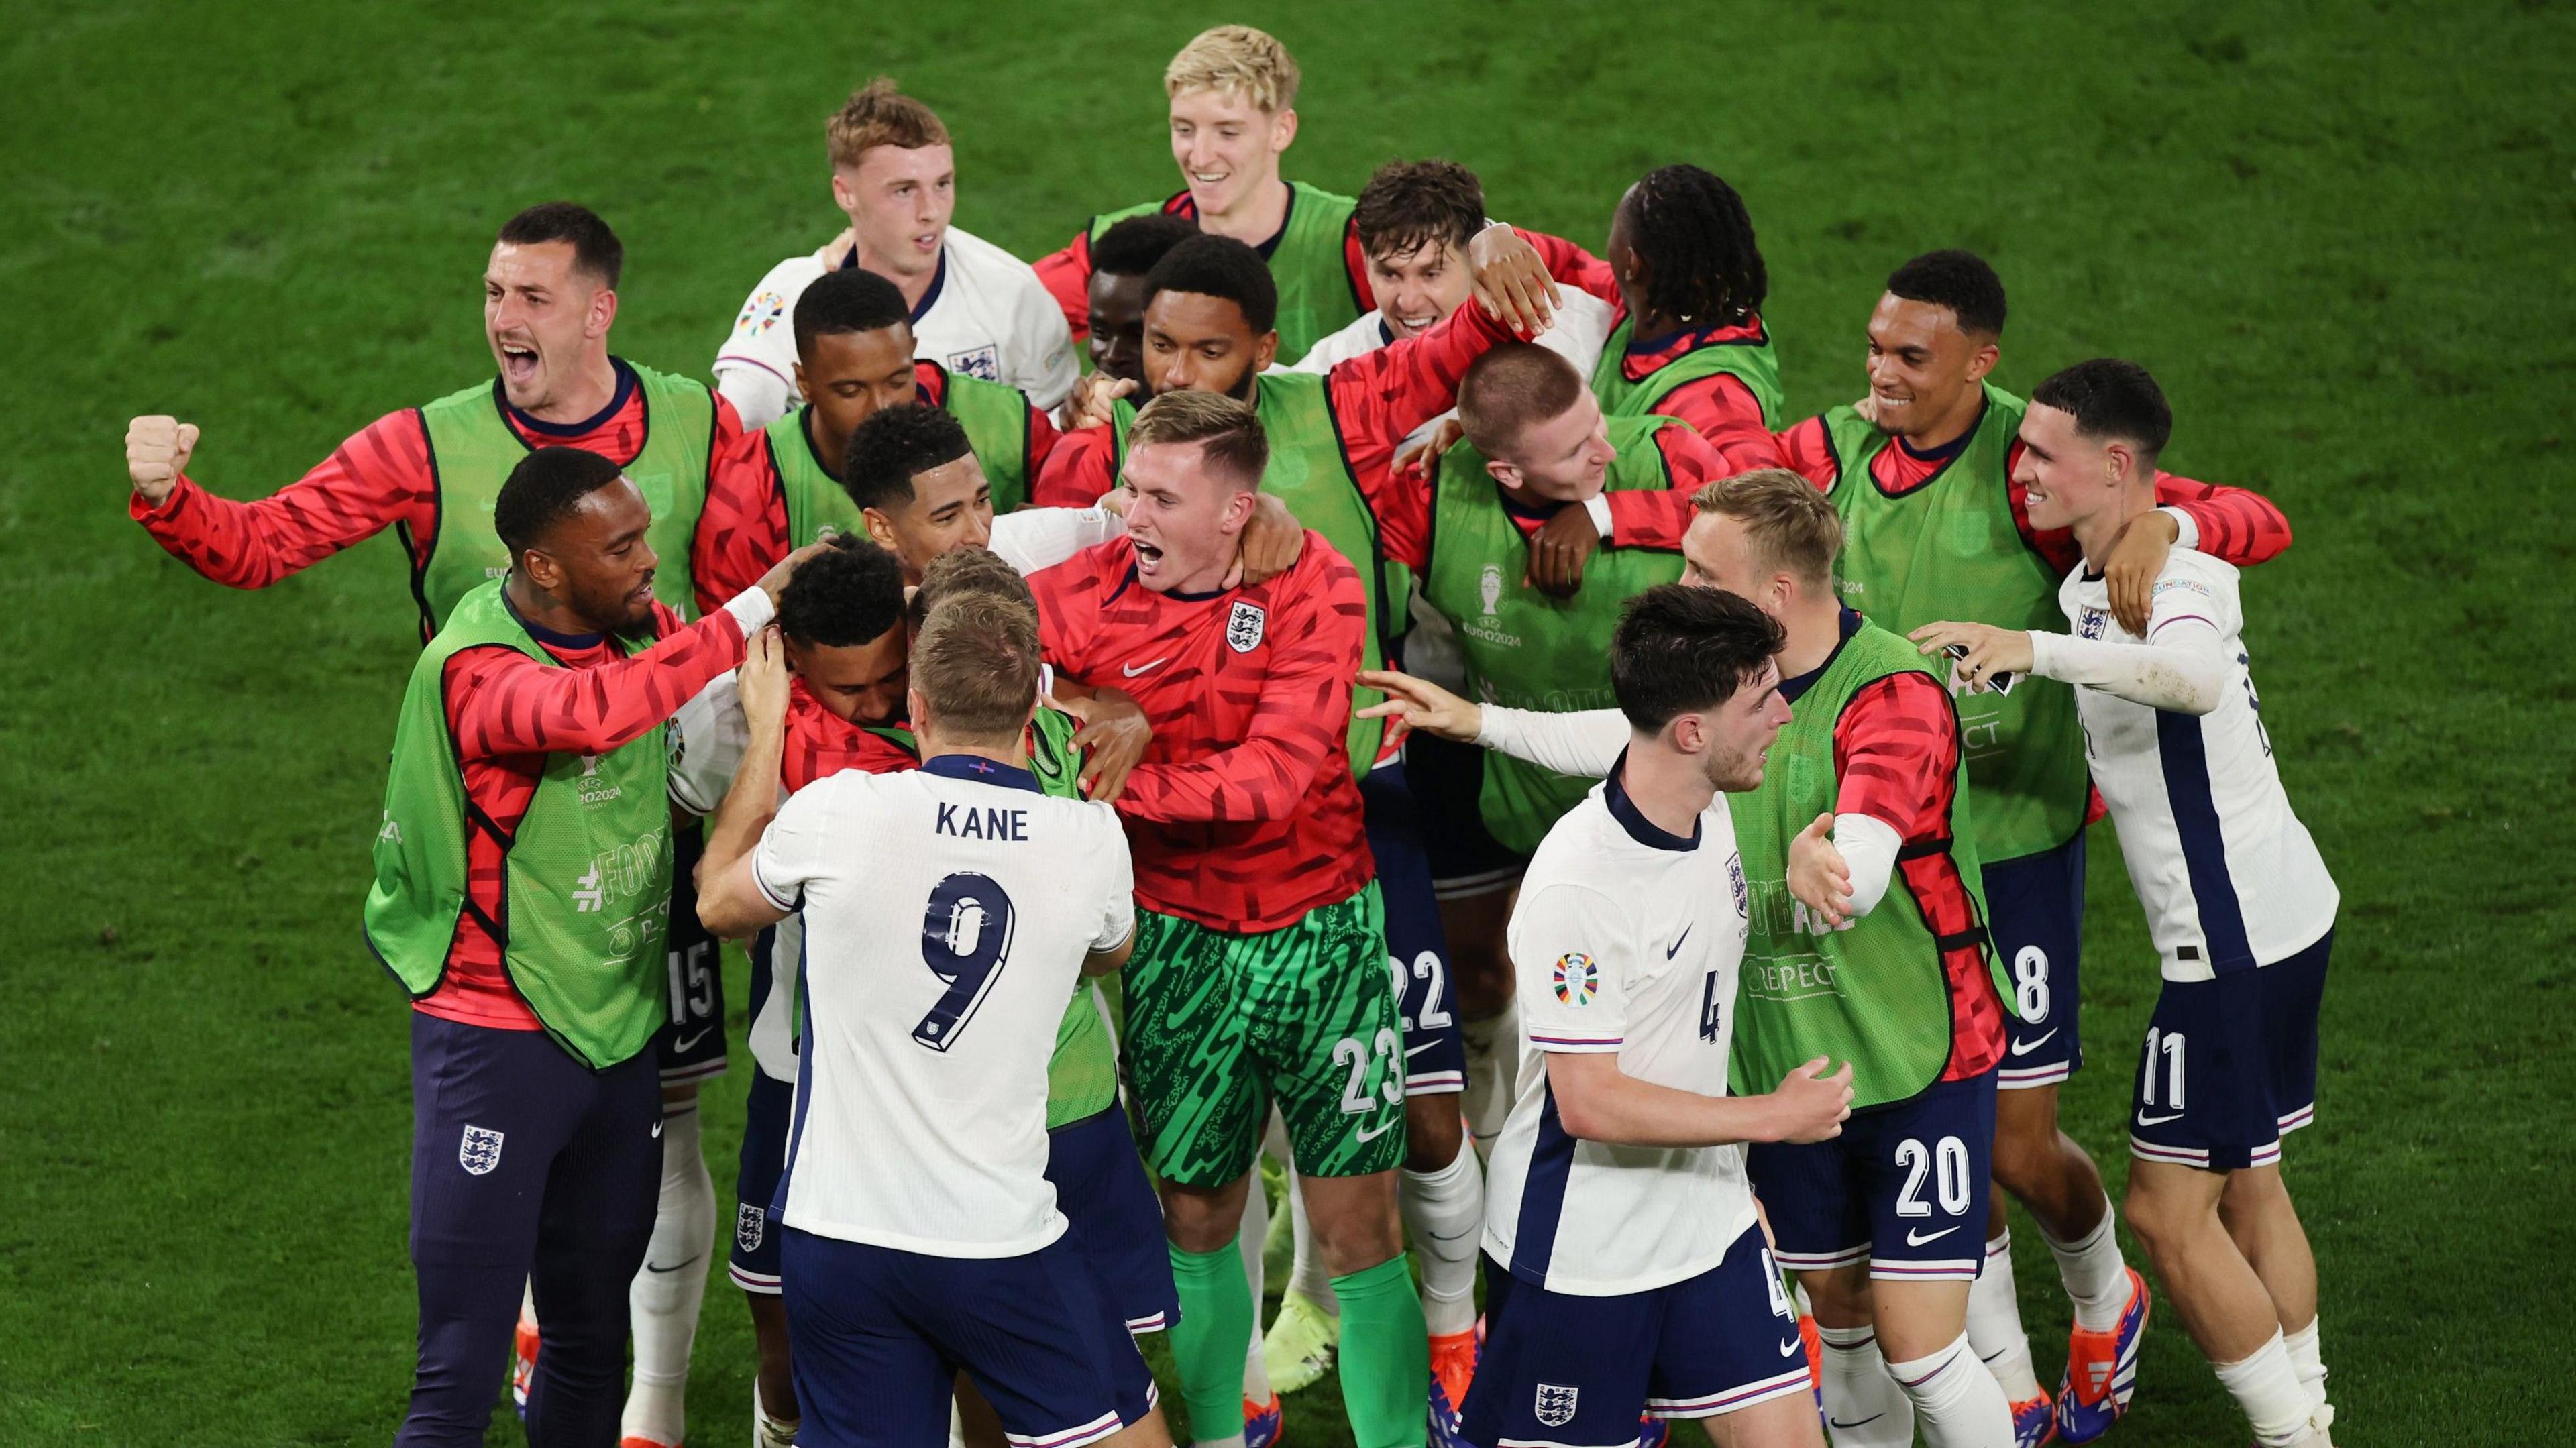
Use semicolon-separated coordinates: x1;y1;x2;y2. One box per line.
778;534;907;647
1091;213;1199;278
494;446;623;557
1622;165;1766;327
1354;158;1485;261
1886;249;2008;337
841;403;974;514
2030;359;2172;461
1142;234;1278;337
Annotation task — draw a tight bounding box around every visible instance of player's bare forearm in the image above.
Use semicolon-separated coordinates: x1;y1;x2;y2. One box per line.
1545;1050;1851;1148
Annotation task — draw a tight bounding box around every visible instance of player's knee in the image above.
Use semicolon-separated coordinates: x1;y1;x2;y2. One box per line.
2120;1175;2204;1261
1404;1097;1463;1171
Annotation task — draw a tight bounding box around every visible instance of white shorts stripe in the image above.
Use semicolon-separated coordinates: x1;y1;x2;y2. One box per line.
1871;1258;1981;1281
2276;1104;2315;1133
1124;1311;1167;1334
1648;1364;1816;1417
1005;1409;1122;1448
1499;1438;1635;1448
1996;1062;2072;1089
1405;1070;1467;1096
1773;1243;1871;1271
727;1266;782;1295
1432;864;1523;900
2129;1135;2208;1167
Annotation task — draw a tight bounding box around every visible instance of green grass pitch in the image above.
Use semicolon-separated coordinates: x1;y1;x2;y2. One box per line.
2;1;2569;1443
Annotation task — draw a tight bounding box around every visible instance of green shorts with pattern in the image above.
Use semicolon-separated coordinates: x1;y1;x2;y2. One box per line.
1122;882;1404;1187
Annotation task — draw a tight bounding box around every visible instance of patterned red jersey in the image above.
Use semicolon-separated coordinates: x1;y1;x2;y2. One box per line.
692;363;1064;611
424;598;751;1031
1795;610;2006;1081
781;681;918;793
1361;416;1730;572
132;359;745;634
1030;532;1371;932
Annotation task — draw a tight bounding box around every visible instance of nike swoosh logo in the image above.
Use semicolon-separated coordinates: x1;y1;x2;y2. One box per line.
1830;1416;1884;1430
1904;1225;1961;1247
643;1254;704;1274
2136;1111;2186;1126
673;1029;711;1053
1404;1040;1438;1058
1122;657;1168;677
1666;924;1693;960
1780;1337;1801;1356
2009;1029;2057;1057
1356;1117;1399;1143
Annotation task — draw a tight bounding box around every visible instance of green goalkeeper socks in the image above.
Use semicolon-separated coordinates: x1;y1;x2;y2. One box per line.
1330;1254;1430;1448
1168;1238;1256;1443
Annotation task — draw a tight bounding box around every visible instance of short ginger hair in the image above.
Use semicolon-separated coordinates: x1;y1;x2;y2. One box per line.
827;78;951;171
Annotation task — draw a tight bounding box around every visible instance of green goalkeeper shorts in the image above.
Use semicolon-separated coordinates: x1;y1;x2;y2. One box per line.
1122;883;1405;1187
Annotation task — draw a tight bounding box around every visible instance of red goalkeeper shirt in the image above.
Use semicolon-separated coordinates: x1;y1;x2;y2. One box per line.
1030;532;1371;932
425;596;752;1031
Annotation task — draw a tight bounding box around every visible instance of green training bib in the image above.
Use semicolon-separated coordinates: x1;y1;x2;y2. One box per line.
415;363;714;635
364;579;672;1069
1090;182;1364;363
1822;382;2087;865
1421;415;1686;852
1589;317;1786;427
1727;618;1998;1109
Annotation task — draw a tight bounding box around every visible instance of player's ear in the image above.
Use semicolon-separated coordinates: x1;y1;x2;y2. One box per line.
1253;329;1280;373
792;360;810;398
519;543;562;594
861;506;901;553
585;284;617;342
1965;337;2000;384
1271;107;1298;154
905;685;930;733
1484;455;1525;494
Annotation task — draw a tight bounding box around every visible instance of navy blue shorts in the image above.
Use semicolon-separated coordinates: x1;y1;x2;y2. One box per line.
656;820;728;1086
1462;1223;1811;1442
780;1227;1156;1448
1984;832;2088;1090
1364;761;1468;1097
1403;732;1527;897
1049;1106;1179;1334
730;1068;794;1295
2130;930;2330;1172
1750;1071;1998;1282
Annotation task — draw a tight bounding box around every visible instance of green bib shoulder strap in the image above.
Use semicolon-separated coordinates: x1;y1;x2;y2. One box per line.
415;363;716;635
363;579;674;1069
933;365;1038;514
1588;317;1786;428
1727;620;1996;1109
1824;382;2086;865
771;408;855;549
1421;415;1686;852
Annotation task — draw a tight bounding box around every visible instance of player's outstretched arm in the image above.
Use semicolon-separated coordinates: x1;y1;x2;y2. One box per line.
1546;1051;1853;1147
1355;667;1483;744
697;626;797;938
2092;471;2294;634
1367;671;1627;779
125;412;435;590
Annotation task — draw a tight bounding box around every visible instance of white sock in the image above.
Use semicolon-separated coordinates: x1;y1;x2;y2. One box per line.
1285;1172;1337;1313
1886;1332;2013;1448
2039;1197;2130;1332
948;1397;967;1448
622;1103;712;1447
1400;1133;1484;1337
2214;1331;2314;1446
1817;1323;1914;1447
1196;1437;1248;1448
1966;1230;2043;1402
1239;1169;1273;1402
1459;1001;1518;1145
2283;1317;2327;1415
752;1376;798;1448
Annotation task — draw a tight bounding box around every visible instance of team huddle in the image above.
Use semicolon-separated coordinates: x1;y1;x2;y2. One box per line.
122;23;2348;1448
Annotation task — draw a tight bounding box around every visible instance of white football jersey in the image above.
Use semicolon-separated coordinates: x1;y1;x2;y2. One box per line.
1483;763;1758;1296
714;224;1078;429
755;757;1134;1256
2061;550;2337;981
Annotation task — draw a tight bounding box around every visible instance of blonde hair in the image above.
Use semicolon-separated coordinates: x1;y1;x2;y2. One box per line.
1693;469;1843;590
911;592;1040;744
1125;391;1268;489
1165;26;1301;113
826;78;950;171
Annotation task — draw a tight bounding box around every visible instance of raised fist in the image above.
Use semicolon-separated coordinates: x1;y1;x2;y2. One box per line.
126;416;201;506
